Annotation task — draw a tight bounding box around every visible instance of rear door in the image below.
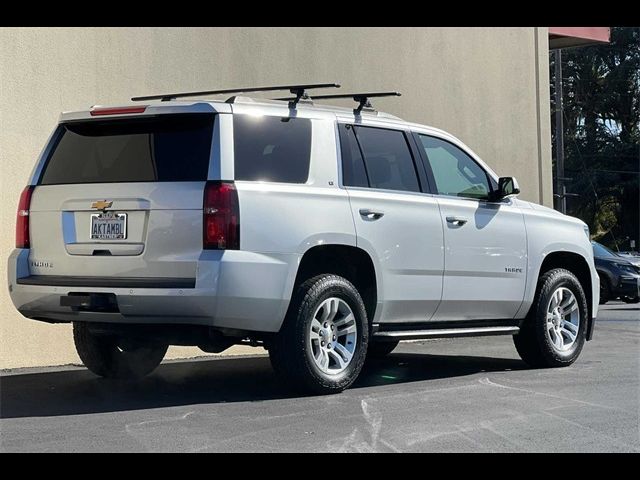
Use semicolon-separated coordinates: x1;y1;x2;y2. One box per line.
339;123;444;323
414;133;527;321
27;112;215;283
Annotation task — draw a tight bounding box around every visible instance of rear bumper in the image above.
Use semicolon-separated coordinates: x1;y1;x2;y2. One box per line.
17;275;195;289
7;248;299;333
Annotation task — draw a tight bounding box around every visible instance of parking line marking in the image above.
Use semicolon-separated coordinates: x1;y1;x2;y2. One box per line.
479;377;632;413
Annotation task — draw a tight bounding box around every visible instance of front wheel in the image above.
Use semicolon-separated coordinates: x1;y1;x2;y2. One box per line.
513;268;588;368
73;322;168;379
269;274;369;394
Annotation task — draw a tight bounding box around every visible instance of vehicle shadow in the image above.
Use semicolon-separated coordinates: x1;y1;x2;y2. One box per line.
0;353;526;419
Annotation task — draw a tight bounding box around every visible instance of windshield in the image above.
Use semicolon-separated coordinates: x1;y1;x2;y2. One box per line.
592;242;618;259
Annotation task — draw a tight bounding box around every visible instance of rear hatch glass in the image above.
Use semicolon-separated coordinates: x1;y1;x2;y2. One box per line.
27;113;215;283
40;114;214;185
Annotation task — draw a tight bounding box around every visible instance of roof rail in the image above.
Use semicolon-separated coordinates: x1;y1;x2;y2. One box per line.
130;83;341;106
275;91;401;115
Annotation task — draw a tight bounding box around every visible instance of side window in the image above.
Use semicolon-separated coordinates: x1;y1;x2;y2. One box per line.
418;135;491;200
233;114;311;183
338;124;369;188
353;126;421;193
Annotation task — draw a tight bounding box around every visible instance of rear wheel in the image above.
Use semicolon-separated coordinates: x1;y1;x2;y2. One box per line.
513;268;587;368
622;295;639;304
73;322;168;379
269;274;369;394
367;340;399;359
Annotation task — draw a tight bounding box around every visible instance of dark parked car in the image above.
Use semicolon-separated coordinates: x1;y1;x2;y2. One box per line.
592;241;640;304
617;251;640;268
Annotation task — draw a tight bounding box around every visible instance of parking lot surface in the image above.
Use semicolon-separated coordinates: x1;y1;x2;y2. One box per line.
1;303;638;452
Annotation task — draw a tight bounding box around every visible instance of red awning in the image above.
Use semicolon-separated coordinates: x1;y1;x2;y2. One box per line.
549;27;610;49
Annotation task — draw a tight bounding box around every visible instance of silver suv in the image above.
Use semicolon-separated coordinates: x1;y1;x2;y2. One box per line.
8;84;599;394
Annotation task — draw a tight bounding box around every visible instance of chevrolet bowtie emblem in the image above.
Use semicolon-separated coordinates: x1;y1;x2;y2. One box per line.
91;200;113;211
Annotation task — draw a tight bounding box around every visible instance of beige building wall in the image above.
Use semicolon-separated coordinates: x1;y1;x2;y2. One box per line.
0;27;552;369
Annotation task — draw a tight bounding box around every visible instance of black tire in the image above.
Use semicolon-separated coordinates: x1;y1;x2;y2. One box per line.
599;275;610;305
513;268;588;368
366;340;399;359
269;274;369;394
622;296;640;304
73;322;168;379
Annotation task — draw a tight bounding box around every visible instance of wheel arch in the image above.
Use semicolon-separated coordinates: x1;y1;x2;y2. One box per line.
595;266;614;287
290;244;380;325
535;250;595;339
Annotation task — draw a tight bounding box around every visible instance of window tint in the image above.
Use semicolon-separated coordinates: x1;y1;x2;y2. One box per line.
419;135;490;200
40;114;214;185
353;126;420;193
592;242;617;259
233;115;311;183
338;124;368;188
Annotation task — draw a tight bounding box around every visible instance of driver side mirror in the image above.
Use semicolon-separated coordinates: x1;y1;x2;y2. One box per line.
491;177;520;201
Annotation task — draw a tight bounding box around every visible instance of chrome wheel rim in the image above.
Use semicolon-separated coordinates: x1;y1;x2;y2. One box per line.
309;297;357;375
546;287;580;352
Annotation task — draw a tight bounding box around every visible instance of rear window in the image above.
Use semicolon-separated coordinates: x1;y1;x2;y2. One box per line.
233;114;311;183
39;114;214;185
338;124;369;188
351;126;421;193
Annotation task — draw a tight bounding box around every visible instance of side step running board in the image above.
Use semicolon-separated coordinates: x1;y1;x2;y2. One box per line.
373;326;520;341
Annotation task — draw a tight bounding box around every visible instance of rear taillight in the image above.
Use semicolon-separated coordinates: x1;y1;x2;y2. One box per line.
203;181;239;250
16;186;35;248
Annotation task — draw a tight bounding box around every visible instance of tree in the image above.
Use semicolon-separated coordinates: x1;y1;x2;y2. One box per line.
550;27;640;251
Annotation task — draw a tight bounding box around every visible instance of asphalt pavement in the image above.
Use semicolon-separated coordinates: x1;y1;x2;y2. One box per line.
1;302;638;452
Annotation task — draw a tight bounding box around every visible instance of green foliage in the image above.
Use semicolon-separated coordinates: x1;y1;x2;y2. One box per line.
551;27;639;251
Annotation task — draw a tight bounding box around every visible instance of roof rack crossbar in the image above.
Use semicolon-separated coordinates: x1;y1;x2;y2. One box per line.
130;83;341;103
274;91;401;115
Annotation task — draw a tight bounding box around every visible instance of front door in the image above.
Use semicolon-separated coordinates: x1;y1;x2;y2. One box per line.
416;133;527;321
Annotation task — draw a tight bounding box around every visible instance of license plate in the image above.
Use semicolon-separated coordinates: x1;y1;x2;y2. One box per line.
90;212;127;240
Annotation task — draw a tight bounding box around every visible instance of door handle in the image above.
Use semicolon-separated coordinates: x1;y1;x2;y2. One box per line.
446;216;468;226
359;209;384;220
